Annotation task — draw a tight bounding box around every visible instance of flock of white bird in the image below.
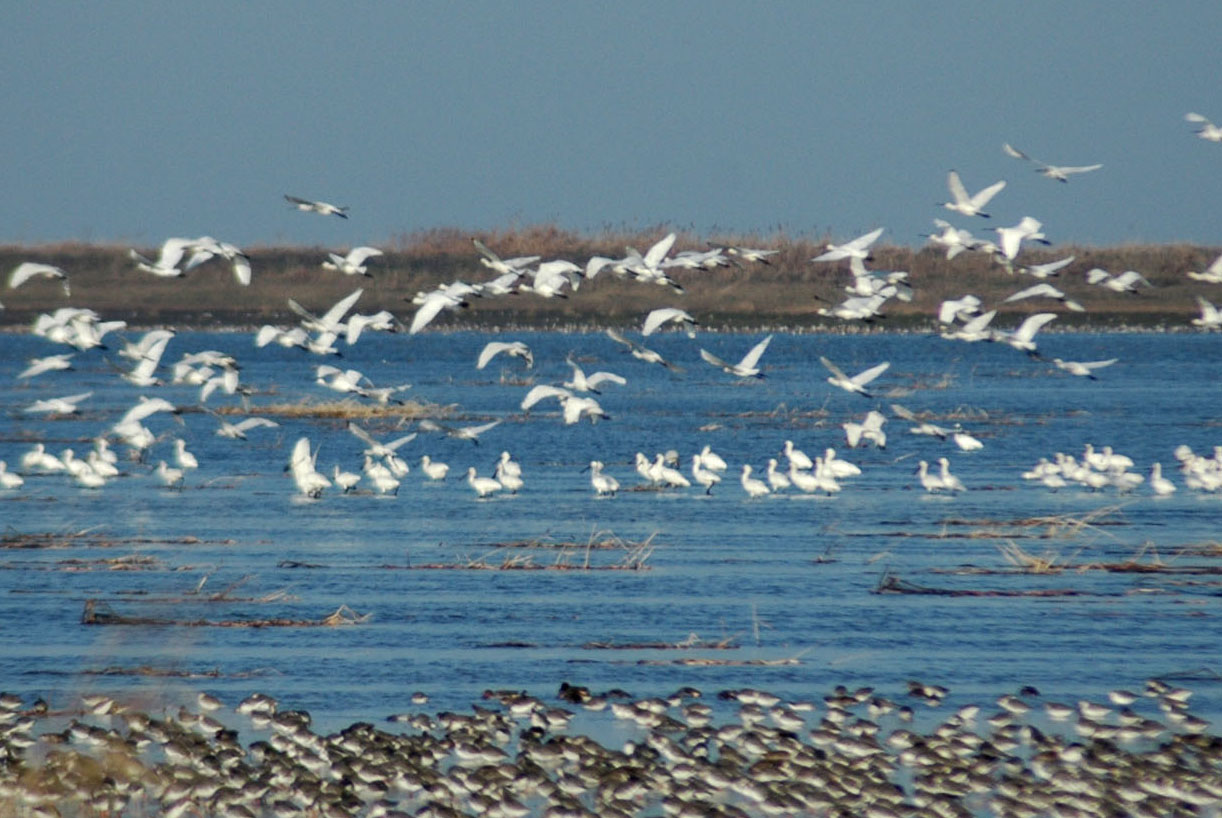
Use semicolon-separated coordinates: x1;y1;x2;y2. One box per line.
3;130;1221;503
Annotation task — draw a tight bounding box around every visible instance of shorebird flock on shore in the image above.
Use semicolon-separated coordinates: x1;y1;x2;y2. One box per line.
0;675;1218;818
3;129;1222;504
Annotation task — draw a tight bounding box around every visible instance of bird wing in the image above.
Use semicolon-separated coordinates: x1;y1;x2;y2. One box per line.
642;307;683;336
1055;164;1103;175
348;246;383;266
1086;268;1111;285
384;433;418;453
1002;143;1032;161
1115;270;1151;288
586;371;627;389
1014;312;1057;342
699;348;731;371
235;417;279;432
320;288;365;327
605;328;638;351
851;361;890;387
461;419;502;438
521;384;571;411
1185;112;1211;124
230;255;252;286
738;335;773;370
844;227;884;252
1083;358;1119;370
890;403;918;421
472;238;502;265
409;294;448;334
946;171;970;205
970;179;1006;209
477;341;510;370
347;423;379;449
1003;283;1053;303
819;356;849;382
643;232;677;269
284;194;313;206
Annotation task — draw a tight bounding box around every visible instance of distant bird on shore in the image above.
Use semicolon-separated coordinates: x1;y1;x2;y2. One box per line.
285;194;348;218
9;262;70;296
941;171;1005;217
1002;143;1103;181
1185;112;1222;143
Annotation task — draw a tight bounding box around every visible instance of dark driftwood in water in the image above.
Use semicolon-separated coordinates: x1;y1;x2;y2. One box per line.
872;574;1123;597
81;600;369;627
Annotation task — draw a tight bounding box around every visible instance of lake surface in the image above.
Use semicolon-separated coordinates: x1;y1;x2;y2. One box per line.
1;327;1220;732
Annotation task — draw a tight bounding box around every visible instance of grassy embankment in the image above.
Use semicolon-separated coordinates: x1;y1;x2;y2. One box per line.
1;226;1216;330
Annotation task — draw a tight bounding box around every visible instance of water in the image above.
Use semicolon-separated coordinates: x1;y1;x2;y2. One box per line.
2;328;1220;731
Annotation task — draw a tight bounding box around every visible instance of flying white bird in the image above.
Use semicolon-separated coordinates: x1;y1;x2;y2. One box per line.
287;437;330;498
289;288;364;335
1192;296;1222;330
820;356;890;397
520;384;574;413
9;262;70;296
941;171;1005;217
24;391;93;415
699;335;773;378
843;410;887;449
17;354;74;380
1016;255;1076;279
1002;143;1102;181
1000;312;1057;355
472;238;539;276
322;246;384;276
408;288;467;334
725;247;780;265
1187;253;1222;284
1002;283;1085;312
1086;269;1152;294
564;356;626;393
938;294;982;325
284;194;348;218
1185;112;1222;143
417;418;502;444
1051;358;1118;379
347;422;417;458
605;328;682;371
811;227;884;263
995;217;1049;261
642;307;698;337
214;415;279;439
477;341;533;370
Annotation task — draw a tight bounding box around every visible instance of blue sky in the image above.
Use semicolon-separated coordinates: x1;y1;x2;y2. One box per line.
3;2;1220;249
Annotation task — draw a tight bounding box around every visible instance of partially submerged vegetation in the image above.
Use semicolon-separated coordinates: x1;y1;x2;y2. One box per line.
2;227;1218;329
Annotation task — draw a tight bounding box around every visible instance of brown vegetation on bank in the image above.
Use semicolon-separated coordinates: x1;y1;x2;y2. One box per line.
2;227;1217;329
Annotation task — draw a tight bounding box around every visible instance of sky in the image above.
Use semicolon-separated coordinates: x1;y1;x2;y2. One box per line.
3;2;1220;250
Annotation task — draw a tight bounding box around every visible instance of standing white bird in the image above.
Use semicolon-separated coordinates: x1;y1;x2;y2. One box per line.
820;356;890;397
740;465;770;498
942;171;1005;218
332;465;361;493
419;455;449;481
781;440;814;471
0;461;24;489
916;460;944;494
494;451;523;493
173;439;199;471
691;455;721;495
699;335;773;379
587;461;619;497
937;457;966;492
811;228;884;262
765;458;791;491
1149;463;1176;496
284;194;348;218
695;445;728;473
322;246;383;276
652;454;691;488
466;467;502;498
1002;143;1102;181
9;262;71;296
155;460;185;491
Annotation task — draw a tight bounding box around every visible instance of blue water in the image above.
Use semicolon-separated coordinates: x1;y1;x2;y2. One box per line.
1;328;1220;731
